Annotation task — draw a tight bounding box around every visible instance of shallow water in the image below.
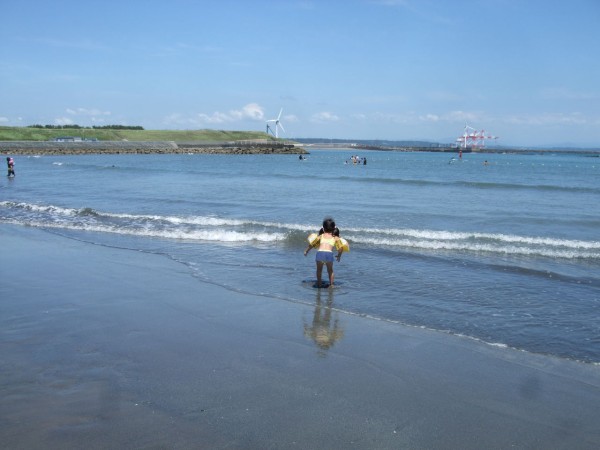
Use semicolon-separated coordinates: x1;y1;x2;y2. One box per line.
2;149;599;362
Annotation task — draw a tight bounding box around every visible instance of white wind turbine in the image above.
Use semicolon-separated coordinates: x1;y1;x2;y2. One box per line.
266;108;285;138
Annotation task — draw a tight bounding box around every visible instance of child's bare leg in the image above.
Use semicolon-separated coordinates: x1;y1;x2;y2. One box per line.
316;261;324;287
326;262;334;287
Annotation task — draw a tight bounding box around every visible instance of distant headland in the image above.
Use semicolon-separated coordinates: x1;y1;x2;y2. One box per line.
1;126;598;156
0;126;307;155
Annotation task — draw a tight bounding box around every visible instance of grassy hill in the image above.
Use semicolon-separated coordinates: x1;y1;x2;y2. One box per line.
0;126;274;142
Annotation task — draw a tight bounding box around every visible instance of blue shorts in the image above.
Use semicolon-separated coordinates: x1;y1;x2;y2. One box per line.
315;251;334;263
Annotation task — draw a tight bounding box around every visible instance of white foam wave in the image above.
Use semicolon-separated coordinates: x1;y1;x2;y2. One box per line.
3;201;599;259
3;219;280;243
346;226;600;250
0;202;312;230
353;236;599;259
0;201;79;216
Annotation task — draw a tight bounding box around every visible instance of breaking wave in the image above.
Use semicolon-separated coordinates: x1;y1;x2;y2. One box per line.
2;201;599;260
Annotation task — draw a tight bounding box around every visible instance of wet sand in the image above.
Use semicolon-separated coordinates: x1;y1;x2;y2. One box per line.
1;224;599;449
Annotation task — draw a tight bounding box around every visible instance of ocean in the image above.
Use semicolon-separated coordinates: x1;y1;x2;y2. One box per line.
2;149;599;363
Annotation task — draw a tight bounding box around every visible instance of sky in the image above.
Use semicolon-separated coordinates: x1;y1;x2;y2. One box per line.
1;0;599;147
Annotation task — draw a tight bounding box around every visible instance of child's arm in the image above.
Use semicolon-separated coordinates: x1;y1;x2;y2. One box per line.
334;237;343;261
305;234;321;256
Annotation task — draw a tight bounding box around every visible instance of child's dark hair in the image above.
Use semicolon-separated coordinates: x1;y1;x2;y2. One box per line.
332;227;340;237
322;217;336;233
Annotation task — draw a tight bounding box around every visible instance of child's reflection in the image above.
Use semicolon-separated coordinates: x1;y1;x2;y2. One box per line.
303;289;345;357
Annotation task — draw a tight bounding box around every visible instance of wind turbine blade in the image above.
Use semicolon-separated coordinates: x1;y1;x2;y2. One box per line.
277;108;283;120
278;122;285;133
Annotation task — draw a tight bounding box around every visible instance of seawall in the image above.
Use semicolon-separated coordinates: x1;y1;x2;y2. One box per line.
0;140;308;155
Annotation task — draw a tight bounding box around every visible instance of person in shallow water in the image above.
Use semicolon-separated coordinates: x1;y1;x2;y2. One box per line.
304;217;344;288
6;157;15;177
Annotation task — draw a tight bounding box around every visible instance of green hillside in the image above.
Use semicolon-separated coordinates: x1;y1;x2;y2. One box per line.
0;126;275;142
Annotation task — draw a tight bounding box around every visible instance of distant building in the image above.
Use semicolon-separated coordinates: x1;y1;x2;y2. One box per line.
53;136;82;142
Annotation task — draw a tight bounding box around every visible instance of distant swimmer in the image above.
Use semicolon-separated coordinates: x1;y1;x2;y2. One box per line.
483;160;489;166
6;157;15;177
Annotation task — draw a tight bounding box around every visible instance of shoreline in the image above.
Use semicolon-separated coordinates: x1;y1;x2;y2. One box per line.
1;224;599;448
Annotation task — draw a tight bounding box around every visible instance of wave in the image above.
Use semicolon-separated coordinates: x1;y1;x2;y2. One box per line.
339;176;600;194
342;226;600;259
222;170;600;194
0;201;308;244
2;201;599;260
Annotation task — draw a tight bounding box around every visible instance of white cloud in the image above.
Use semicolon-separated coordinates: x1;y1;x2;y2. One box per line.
310;112;340;123
352;110;486;126
420;114;440;122
196;112;230;124
0;117;8;123
444;110;483;123
229;103;264;121
163;103;266;127
372;112;414;124
56;107;112;125
54;117;74;126
66;108;111;117
162;113;187;126
504;112;588;126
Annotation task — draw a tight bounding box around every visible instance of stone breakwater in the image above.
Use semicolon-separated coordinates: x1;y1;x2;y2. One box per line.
0;141;308;155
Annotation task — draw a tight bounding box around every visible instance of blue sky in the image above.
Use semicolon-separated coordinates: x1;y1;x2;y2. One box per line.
1;0;599;147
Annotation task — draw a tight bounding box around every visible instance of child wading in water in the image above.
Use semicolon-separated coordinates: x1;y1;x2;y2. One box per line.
6;157;15;177
304;217;345;288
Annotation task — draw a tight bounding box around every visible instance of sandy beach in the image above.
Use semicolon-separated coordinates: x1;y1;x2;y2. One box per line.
1;224;599;449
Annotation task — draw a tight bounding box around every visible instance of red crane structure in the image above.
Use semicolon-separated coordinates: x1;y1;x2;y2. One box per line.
456;124;498;150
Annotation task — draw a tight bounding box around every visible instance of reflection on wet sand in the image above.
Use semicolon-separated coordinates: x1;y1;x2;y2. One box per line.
303;289;345;357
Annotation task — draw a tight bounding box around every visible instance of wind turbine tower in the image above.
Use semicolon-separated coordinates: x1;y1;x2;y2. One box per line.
266;108;285;138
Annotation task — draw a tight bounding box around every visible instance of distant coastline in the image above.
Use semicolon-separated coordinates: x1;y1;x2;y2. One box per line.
308;142;600;156
2;141;598;156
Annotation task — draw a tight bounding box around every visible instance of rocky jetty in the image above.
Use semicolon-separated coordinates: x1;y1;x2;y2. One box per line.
0;140;308;156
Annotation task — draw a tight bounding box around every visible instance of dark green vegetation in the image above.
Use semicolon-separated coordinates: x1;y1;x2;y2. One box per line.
0;126;274;142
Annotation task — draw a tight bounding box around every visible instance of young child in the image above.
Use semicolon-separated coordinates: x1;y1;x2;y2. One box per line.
6;157;15;177
304;217;344;288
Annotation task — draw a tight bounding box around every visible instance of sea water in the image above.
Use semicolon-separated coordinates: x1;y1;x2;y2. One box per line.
2;149;599;363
